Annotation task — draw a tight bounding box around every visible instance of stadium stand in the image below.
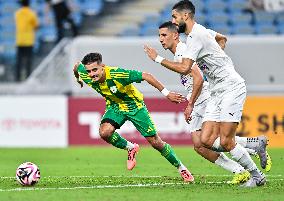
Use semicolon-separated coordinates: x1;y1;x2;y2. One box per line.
0;0;284;83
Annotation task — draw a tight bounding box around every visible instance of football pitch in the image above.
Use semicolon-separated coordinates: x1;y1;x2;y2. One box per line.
0;146;283;201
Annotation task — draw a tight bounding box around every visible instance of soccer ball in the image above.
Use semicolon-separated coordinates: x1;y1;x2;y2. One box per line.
16;162;41;186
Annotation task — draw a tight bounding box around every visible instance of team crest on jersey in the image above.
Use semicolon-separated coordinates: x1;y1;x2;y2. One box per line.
110;86;117;93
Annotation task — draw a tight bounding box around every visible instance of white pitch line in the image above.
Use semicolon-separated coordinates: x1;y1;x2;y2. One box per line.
1;174;283;179
0;179;283;192
0;182;187;192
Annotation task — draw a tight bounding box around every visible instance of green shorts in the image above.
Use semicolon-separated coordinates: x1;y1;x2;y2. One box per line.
101;107;157;137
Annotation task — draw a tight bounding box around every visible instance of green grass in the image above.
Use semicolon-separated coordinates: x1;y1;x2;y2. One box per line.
0;147;283;201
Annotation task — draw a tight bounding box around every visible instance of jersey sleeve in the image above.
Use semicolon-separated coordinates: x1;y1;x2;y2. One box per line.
111;68;143;85
182;33;203;61
207;29;217;38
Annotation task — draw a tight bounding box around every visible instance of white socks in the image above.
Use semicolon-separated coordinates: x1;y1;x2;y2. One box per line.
229;143;257;172
126;141;135;150
235;136;258;155
178;162;187;171
215;153;245;174
235;136;247;147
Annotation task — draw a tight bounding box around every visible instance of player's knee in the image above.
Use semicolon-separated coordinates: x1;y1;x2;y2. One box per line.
99;127;112;141
220;137;234;151
200;135;213;148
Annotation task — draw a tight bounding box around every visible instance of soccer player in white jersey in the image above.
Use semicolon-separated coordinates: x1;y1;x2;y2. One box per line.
144;0;266;187
154;21;271;184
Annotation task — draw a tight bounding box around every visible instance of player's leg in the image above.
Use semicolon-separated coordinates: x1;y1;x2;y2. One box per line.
218;122;265;187
129;107;194;182
235;135;271;171
200;121;250;184
100;109;139;170
192;131;247;175
217;85;265;187
145;134;194;182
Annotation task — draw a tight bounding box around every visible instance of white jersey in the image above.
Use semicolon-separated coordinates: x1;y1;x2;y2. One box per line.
183;23;245;92
174;41;210;105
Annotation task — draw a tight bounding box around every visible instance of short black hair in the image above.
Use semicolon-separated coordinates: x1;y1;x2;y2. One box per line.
159;21;178;33
19;0;30;6
81;53;102;65
172;0;195;15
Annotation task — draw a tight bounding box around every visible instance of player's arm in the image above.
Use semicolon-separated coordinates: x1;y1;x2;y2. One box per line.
73;62;83;88
184;64;204;123
215;33;227;50
144;45;194;75
188;64;204;105
142;72;186;103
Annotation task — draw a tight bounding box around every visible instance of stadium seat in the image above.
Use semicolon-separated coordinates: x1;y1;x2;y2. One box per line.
227;0;248;13
1;41;16;62
254;11;276;25
231;24;255;35
276;12;284;25
195;13;206;26
206;11;229;27
230;12;253;26
278;24;284;34
41;25;57;42
119;27;140;37
255;24;278;34
81;0;103;16
209;24;231;35
205;0;227;13
139;26;157;36
191;0;205;12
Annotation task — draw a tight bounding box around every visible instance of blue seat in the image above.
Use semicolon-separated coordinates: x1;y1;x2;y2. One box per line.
231;24;254;35
144;15;161;25
205;0;226;13
40;25;57;42
191;0;205;12
209;24;231;35
1;41;16;62
276;12;284;25
195;13;206;25
206;12;229;27
139;26;157;36
119;27;140;37
278;24;284;34
81;0;103;16
227;0;248;13
230;12;252;25
0;2;18;13
254;11;276;25
255;24;278;34
0;16;14;27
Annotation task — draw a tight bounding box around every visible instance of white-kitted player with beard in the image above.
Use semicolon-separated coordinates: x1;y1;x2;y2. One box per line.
154;20;271;185
144;0;267;187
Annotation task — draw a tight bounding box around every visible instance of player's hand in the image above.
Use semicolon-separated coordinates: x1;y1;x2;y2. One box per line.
184;103;193;123
143;44;158;61
166;92;186;104
73;62;83;88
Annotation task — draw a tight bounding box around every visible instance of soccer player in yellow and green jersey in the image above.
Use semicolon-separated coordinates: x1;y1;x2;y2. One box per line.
73;52;194;182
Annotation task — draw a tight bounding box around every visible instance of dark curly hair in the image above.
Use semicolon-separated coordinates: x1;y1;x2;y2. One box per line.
81;52;102;65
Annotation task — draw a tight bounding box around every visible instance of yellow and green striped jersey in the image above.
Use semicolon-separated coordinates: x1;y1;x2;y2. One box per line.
77;63;144;114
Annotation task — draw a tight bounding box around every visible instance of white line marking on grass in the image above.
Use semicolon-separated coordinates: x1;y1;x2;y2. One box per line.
0;179;283;192
0;182;187;192
1;174;283;179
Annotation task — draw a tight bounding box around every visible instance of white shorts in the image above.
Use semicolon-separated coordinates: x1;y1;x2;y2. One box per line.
202;82;247;123
188;99;208;132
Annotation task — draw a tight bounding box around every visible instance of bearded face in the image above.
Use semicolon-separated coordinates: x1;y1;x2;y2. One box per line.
177;22;186;33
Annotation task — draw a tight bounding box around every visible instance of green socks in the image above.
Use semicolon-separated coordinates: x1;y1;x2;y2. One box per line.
108;132;127;149
160;144;181;168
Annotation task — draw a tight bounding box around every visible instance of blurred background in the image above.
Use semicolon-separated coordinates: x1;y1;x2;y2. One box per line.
0;0;283;148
